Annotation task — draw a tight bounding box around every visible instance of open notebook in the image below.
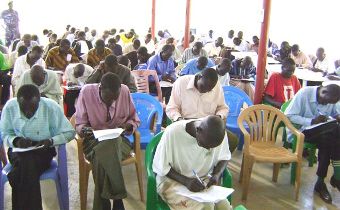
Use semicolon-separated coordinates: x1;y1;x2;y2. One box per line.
175;185;234;203
93;128;124;141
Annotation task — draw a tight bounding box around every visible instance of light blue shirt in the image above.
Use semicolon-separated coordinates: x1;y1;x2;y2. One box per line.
0;97;75;148
147;52;176;82
284;86;340;136
179;57;215;76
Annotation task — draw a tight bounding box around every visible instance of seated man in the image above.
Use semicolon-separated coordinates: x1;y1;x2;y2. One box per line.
0;84;75;210
17;65;63;106
273;41;291;62
230;56;256;101
72;31;93;60
134;46;150;70
181;42;208;64
45;39;79;71
204;37;224;57
179;56;214;76
86;54;137;92
153;115;232;210
264;58;301;108
12;45;45;91
87;39;113;68
213;58;232;86
63;63;94;117
308;47;335;75
15;34;39;51
285;84;340;204
147;44;176;103
107;38;122;56
290;44;312;68
166;68;238;153
75;72;140;210
0;51;11;106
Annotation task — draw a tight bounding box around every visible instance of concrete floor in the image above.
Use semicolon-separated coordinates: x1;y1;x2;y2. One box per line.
4;140;340;210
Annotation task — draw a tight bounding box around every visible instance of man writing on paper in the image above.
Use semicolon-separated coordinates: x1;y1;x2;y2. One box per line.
285;84;340;203
0;84;75;210
75;72;140;210
166;68;238;153
153;115;232;210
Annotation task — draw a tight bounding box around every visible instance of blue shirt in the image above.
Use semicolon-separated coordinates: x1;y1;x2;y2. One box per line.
0;97;75;148
147;52;176;81
134;63;148;70
179;57;215;76
230;59;256;79
284;86;340;140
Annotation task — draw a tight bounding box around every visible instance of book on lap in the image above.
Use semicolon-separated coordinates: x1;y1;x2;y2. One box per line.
93;128;124;141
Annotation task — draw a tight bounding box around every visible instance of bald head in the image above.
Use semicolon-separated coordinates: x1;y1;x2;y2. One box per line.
196;115;225;149
30;65;46;86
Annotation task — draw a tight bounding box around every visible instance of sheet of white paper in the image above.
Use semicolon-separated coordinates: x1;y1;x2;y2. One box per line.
304;119;337;130
62;85;82;90
93;128;124;141
159;81;173;87
175;185;234;203
12;145;44;153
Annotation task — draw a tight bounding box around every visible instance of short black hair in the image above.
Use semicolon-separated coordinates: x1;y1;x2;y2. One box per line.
17;84;40;101
100;72;121;91
31;45;43;54
105;54;118;66
108;38;116;44
117;55;130;67
17;45;28;56
60;39;70;46
161;44;173;52
282;57;296;67
137;46;148;55
95;39;105;47
291;44;299;52
193;41;203;48
325;84;340;101
201;68;218;84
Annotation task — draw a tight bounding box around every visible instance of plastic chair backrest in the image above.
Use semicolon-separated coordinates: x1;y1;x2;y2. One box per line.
223;86;253;118
131;70;163;102
132;93;163;133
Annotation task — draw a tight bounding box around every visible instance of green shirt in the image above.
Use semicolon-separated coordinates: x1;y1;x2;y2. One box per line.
0;52;10;71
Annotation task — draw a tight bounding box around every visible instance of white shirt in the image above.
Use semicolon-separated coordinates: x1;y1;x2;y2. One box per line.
12;54;46;86
66;33;75;45
166;75;229;121
153;120;231;185
204;42;222;57
224;37;234;48
15;41;39;52
123;43;136;54
63;63;94;86
212;66;230;86
314;57;335;74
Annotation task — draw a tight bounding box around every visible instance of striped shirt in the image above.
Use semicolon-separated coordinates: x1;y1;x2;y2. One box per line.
86;47;112;68
45;46;79;71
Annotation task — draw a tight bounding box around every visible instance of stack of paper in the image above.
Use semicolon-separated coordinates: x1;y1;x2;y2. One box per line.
62;85;82;90
93;128;124;141
175;185;234;203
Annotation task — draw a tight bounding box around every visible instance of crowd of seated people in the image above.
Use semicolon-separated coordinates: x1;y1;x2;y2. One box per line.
0;24;339;210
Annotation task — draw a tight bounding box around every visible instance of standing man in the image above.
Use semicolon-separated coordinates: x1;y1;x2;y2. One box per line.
76;72;140;210
0;84;75;210
1;0;20;47
285;84;340;203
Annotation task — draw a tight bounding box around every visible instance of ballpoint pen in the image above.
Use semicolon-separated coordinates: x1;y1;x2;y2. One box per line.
192;170;206;188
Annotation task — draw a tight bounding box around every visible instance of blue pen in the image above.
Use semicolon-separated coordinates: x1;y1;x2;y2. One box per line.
192;170;205;187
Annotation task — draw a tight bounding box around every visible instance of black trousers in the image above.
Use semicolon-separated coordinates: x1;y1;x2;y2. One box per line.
303;123;340;178
0;71;11;105
7;147;56;210
64;89;80;117
149;81;172;104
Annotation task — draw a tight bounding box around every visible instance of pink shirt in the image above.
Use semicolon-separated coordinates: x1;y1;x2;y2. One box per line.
166;75;229;121
75;84;140;134
291;51;312;68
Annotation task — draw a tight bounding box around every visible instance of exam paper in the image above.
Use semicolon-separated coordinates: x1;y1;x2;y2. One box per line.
93;128;124;141
12;145;44;153
175;185;234;203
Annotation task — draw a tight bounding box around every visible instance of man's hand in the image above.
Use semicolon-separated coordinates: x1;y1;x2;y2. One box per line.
41;92;47;98
185;177;206;192
206;174;220;188
36;139;53;148
120;123;134;135
13;137;33;148
81;127;94;139
311;115;328;125
162;74;174;83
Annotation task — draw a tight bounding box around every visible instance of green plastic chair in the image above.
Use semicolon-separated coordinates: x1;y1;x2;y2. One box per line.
281;100;317;184
145;131;233;210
